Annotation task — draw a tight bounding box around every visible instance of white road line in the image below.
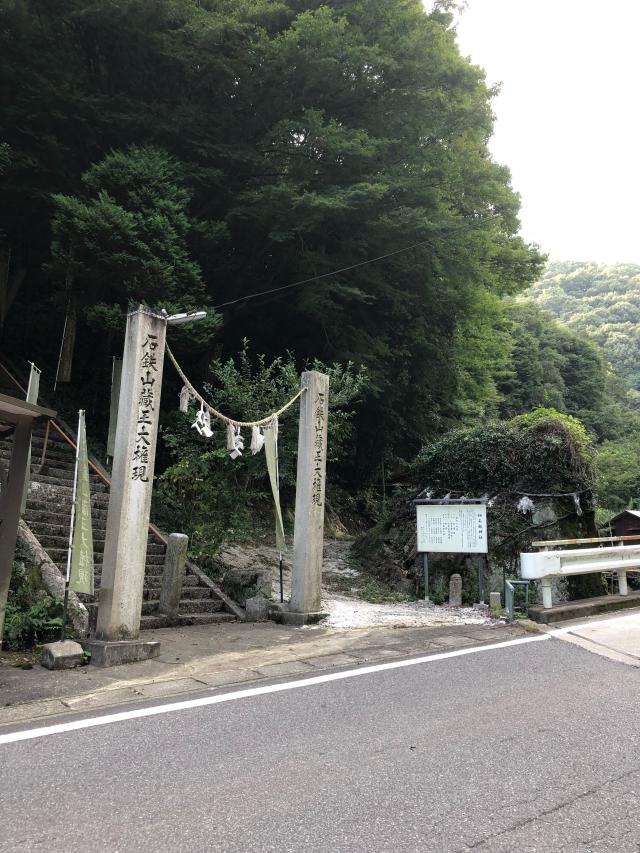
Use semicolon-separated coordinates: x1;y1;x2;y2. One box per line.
0;634;550;745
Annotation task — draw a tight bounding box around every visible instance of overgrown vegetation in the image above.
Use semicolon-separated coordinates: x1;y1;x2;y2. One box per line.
2;555;63;650
526;261;640;518
154;343;367;557
354;410;600;599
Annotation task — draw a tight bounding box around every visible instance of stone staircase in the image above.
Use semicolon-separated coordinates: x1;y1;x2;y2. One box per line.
1;376;238;629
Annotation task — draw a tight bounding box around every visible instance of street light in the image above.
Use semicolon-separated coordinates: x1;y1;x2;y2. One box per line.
164;310;207;326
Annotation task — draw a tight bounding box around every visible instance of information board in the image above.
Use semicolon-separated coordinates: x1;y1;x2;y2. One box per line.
416;504;488;554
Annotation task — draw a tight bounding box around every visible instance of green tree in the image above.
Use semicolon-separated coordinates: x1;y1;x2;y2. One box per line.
2;0;543;478
48;146;211;381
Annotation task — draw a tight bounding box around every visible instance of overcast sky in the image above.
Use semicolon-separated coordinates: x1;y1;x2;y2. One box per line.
442;0;640;264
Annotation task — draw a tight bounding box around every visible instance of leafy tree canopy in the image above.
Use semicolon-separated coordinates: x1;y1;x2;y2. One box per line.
1;0;543;478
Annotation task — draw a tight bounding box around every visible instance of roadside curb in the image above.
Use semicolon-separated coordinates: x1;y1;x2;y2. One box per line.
0;624;525;728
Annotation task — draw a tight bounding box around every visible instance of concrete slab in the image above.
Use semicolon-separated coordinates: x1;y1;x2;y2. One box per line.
63;687;146;711
529;592;640;624
0;699;68;726
256;661;315;678
191;668;259;688
555;611;640;667
426;634;477;648
303;653;361;668
83;639;160;667
135;678;206;699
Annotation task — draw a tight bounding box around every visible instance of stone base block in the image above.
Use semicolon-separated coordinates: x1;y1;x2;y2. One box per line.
245;595;270;622
83;639;161;668
473;602;489;611
278;610;328;627
40;640;85;670
489;591;502;610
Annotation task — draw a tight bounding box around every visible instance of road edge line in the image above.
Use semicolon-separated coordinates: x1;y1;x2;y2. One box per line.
0;634;550;745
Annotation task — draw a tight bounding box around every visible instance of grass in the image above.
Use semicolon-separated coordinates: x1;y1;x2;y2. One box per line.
324;572;415;604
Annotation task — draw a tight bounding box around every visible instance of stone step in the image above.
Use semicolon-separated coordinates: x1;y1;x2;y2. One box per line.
27;473;109;493
92;563;174;583
26;510;109;528
142;581;204;599
32;533;105;551
27;490;110;508
29;527;167;556
0;445;77;467
0;433;71;452
141;598;223;615
48;549;165;566
29;522;108;541
140;612;236;630
143;575;200;590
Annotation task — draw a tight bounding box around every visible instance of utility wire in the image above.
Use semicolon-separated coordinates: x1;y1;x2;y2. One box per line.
212;212;503;311
213;238;433;310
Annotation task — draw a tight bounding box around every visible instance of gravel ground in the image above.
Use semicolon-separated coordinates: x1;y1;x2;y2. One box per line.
322;593;491;629
218;538;493;630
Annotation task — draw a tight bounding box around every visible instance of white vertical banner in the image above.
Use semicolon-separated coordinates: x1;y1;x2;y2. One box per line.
68;410;94;595
20;362;41;515
106;357;122;461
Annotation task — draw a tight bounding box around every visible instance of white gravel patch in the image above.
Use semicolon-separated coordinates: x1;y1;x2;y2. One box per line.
322;594;492;629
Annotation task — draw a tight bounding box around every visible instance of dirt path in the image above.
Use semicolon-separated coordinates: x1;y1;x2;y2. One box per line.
216;539;492;629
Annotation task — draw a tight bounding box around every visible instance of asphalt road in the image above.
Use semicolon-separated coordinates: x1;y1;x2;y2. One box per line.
2;637;639;852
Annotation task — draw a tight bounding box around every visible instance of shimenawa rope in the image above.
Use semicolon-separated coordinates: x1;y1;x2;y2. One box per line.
165;344;304;428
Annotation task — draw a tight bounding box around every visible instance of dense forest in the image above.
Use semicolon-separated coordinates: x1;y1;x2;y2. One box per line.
525;262;640;516
1;0;636;546
529;261;640;398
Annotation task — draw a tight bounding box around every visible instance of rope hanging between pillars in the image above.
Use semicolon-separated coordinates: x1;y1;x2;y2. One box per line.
165;345;304;428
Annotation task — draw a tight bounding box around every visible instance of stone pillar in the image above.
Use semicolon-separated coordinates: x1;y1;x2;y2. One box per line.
618;569;628;596
159;533;188;618
449;573;462;608
94;307;166;652
287;371;329;625
541;576;553;608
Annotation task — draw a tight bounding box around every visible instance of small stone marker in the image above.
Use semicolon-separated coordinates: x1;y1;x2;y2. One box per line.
489;591;501;611
245;595;270;622
159;533;188;618
449;573;462;608
40;640;85;670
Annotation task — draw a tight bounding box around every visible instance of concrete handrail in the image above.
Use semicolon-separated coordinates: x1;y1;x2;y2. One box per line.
520;544;640;608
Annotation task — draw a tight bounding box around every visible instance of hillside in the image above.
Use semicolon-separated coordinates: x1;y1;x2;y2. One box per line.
528;261;640;394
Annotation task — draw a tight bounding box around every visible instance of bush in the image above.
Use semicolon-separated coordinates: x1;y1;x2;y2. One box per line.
3;560;63;650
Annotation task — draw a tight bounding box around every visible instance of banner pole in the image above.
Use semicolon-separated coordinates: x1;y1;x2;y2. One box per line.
275;424;284;603
60;410;82;642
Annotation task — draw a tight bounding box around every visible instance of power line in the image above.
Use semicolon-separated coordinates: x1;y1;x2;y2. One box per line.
212;212;503;311
213;238;433;310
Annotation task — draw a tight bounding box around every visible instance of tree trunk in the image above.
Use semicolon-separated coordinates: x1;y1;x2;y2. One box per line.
0;244;26;329
57;289;78;385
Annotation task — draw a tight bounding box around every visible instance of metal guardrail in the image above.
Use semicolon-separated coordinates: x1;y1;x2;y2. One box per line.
505;578;530;622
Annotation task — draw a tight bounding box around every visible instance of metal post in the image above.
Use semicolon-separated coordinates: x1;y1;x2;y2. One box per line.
423;553;429;601
477;554;485;605
60;411;81;641
38;419;51;470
